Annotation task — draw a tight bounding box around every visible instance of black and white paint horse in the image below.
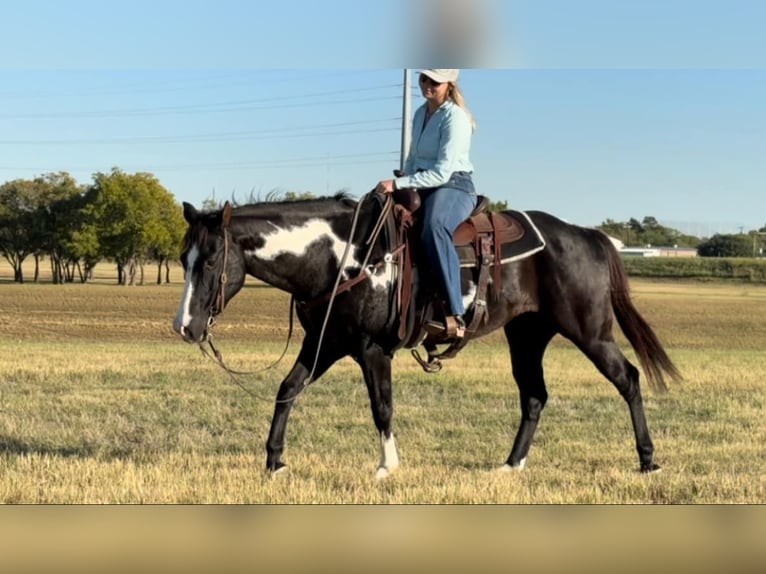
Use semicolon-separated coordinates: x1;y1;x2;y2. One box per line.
173;193;680;478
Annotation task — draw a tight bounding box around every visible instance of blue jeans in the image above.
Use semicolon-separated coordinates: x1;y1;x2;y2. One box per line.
419;173;477;316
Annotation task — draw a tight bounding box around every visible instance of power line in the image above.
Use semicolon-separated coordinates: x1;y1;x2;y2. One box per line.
0;118;400;145
0;151;400;173
0;70;389;100
0;86;403;120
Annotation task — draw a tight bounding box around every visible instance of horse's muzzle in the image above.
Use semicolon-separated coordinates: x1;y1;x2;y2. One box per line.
173;322;206;344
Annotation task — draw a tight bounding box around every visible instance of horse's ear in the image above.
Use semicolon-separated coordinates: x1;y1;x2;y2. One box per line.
182;202;198;224
222;201;232;228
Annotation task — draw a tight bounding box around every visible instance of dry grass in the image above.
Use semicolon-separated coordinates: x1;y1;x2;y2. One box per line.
0;258;764;502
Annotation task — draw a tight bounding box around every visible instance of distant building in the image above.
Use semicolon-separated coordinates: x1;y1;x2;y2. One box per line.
620;247;661;257
656;246;697;257
620;246;697;257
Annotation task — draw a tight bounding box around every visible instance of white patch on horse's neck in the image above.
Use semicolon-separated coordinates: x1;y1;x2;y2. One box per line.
173;245;198;331
243;218;395;291
368;260;395;289
249;219;354;271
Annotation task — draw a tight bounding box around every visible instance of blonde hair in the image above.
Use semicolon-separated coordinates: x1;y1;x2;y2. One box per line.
448;82;476;130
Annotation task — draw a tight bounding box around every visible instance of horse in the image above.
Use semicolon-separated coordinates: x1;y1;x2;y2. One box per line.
172;192;681;478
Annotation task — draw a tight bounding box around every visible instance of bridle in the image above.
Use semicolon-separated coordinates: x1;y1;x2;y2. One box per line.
195;192;392;403
196;223;295;401
206;226;230;330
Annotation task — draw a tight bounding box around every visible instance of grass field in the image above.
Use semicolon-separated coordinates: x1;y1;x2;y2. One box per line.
0;260;764;503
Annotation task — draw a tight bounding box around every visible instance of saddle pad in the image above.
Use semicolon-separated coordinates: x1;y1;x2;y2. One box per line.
456;210;546;267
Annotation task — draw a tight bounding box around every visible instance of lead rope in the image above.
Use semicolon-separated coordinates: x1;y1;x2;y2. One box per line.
198;296;298;402
203;192;385;405
300;193;369;390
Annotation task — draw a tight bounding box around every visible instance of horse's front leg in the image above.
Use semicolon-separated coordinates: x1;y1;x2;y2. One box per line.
265;340;342;474
354;339;398;479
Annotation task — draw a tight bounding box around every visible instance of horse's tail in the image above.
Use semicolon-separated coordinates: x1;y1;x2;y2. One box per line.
601;235;682;393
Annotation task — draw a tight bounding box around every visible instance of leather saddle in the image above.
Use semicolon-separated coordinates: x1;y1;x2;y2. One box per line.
385;188;532;369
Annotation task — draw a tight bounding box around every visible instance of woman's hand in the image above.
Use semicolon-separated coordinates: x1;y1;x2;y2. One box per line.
375;179;395;194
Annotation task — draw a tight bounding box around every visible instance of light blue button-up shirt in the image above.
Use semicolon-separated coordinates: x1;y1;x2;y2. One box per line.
394;99;474;190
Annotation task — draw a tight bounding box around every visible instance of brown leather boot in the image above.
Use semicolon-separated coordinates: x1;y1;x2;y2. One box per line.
424;315;466;340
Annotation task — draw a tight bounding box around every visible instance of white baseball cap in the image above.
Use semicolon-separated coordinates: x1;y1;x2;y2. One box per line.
420;69;459;83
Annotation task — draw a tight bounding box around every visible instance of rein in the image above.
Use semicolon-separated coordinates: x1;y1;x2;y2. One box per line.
199;191;392;404
299;193;397;311
198;296;299;402
199;227;300;403
301;192;384;387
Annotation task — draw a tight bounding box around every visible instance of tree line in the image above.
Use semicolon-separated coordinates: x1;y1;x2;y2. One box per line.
597;216;766;258
0;168;185;284
2;174;764;286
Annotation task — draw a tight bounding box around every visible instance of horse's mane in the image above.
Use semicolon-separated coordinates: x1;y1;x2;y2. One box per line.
232;192;358;218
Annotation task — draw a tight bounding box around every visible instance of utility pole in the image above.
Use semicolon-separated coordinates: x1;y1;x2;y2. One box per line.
400;69;412;171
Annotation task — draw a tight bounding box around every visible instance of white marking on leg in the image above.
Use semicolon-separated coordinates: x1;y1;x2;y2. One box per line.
173;245;198;333
499;457;527;472
376;432;399;480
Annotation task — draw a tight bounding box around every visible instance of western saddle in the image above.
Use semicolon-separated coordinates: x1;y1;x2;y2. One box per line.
387;188;525;372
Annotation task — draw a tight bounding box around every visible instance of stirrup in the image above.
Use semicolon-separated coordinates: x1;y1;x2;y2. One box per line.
424;315;465;340
411;349;443;373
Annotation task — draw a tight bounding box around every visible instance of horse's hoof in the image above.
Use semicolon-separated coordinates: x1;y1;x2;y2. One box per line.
267;462;288;477
498;457;526;472
375;466;393;480
640;462;662;474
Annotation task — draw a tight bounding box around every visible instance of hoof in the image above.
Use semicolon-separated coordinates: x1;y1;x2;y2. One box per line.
267;462;288;477
640;462;662;474
498;457;526;472
375;466;393;480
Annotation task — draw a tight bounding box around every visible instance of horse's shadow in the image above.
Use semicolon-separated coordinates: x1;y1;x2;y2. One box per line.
0;434;255;461
0;434;98;459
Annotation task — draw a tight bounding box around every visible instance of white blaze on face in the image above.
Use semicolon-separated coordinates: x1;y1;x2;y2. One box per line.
173;245;199;332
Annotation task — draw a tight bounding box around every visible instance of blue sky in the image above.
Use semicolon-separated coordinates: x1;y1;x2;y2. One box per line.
1;1;764;234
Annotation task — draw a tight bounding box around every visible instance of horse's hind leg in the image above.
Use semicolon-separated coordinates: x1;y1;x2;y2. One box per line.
503;314;555;470
579;338;659;473
354;338;398;479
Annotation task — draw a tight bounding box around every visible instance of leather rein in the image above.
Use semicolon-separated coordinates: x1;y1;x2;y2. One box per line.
198;192;393;404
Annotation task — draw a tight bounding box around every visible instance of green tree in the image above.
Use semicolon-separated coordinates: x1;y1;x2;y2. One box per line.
201;197;221;211
30;172;85;283
597;216;699;248
697;234;752;257
86;168;182;285
59;186;102;283
487;198;508;212
0;179;39;282
283;190;317;201
145;184;186;284
597;218;629;244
